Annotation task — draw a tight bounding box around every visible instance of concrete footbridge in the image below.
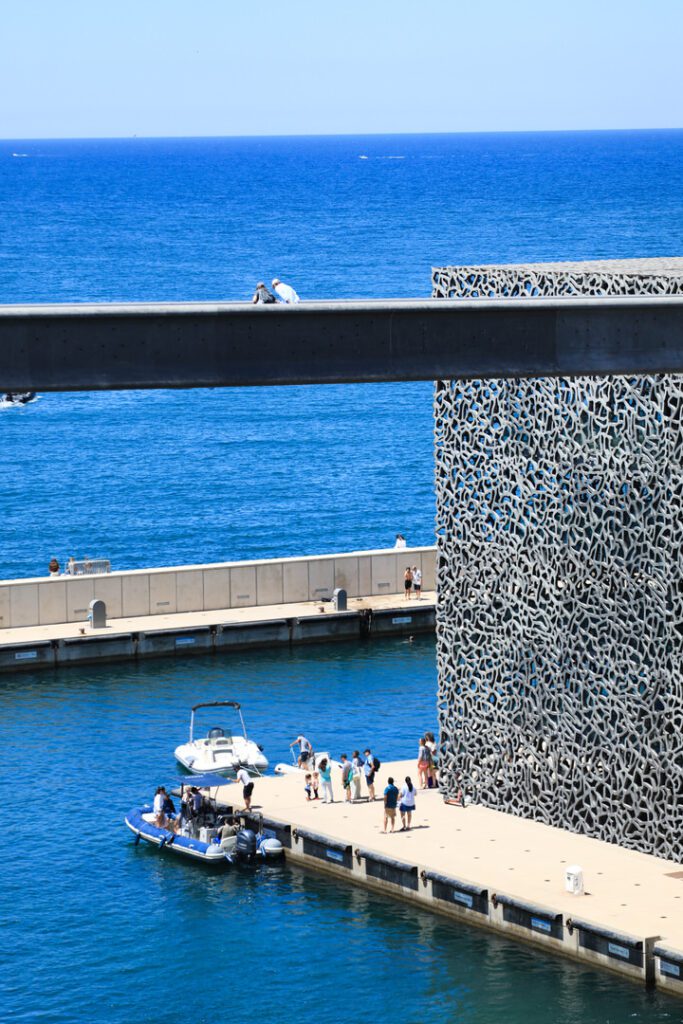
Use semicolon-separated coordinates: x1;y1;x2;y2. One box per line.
2;293;683;390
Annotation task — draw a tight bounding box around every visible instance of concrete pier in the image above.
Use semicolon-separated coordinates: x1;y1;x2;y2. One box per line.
216;760;683;996
0;546;435;672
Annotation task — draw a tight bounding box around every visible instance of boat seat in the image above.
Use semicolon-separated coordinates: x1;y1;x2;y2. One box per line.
220;835;237;853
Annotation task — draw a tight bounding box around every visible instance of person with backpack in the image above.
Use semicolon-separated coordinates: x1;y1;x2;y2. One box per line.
363;748;381;800
417;737;432;789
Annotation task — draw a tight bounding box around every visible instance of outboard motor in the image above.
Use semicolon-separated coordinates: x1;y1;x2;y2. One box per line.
235;828;257;862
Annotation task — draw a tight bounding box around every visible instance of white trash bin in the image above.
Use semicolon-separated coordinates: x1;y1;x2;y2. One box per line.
565;864;584;895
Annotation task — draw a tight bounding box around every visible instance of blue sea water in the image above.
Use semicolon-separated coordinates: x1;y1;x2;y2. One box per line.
2;130;683;1022
2;130;683;578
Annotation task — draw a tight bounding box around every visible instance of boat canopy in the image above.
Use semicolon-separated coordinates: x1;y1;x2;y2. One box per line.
188;700;248;743
178;772;231;789
191;700;241;712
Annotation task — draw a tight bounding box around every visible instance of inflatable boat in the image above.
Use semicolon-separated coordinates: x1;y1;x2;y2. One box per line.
125;774;283;866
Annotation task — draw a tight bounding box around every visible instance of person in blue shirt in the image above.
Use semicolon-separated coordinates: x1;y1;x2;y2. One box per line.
382;777;399;833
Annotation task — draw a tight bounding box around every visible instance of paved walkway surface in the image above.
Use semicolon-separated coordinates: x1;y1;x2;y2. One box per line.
0;592;435;645
219;758;683;949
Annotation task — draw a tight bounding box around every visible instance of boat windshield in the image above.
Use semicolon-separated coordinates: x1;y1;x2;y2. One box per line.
207;727;225;740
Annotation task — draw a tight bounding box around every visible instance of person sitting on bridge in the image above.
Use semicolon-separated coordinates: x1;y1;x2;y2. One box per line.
272;278;300;304
252;281;277;304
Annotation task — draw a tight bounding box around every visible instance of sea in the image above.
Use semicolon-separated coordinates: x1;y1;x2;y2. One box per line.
1;130;683;1023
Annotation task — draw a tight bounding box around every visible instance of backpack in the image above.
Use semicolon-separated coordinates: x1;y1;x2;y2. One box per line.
372;756;381;772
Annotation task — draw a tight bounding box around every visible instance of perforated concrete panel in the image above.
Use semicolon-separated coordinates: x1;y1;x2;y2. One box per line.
433;261;683;860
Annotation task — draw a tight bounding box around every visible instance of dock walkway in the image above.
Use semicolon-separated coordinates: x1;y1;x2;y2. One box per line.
220;760;683;996
0;592;435;672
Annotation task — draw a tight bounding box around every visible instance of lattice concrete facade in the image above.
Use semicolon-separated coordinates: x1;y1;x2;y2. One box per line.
433;259;683;861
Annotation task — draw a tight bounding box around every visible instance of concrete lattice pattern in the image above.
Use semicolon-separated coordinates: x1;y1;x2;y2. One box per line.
432;257;683;299
433;260;683;860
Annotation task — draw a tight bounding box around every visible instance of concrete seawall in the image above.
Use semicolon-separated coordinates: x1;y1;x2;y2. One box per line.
0;546;435;629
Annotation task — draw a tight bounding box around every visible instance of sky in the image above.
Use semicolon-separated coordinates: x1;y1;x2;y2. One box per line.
2;0;682;139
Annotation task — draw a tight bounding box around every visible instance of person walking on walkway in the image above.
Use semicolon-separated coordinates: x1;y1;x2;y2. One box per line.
399;777;416;830
272;278;300;303
318;758;334;803
404;566;413;599
382;777;399;833
236;766;254;810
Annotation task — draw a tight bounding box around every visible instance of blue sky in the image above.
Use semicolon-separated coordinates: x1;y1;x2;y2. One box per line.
3;0;682;138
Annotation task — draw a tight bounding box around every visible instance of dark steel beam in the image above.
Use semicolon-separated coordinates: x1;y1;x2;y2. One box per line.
1;297;683;391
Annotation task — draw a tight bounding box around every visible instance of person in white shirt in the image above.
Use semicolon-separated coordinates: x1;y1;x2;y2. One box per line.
412;566;422;598
236;766;254;809
153;786;167;828
272;278;300;304
394;533;407;549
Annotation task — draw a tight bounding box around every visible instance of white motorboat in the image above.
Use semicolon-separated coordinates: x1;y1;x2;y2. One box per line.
174;700;268;776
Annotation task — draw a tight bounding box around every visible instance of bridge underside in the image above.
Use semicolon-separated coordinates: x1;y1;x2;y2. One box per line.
433;260;683;860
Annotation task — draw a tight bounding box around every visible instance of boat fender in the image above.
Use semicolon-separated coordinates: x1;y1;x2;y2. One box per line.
159;836;167;848
134;832;140;846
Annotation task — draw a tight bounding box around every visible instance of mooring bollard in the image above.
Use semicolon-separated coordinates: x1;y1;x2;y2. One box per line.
333;587;347;611
89;599;107;629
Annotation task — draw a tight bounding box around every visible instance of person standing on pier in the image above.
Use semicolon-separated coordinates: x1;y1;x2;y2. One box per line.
404;566;413;599
318;758;333;803
417;737;432;789
340;754;353;802
236;766;254;810
364;748;379;800
382;777;399;833
412;565;422;598
399;777;416;830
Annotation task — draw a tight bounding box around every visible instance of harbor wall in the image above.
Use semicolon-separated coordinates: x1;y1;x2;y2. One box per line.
0;546;436;630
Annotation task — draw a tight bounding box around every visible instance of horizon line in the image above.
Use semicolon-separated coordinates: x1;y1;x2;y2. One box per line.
2;126;683;143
